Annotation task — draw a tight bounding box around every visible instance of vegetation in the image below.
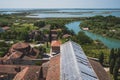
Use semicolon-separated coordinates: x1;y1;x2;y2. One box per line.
109;48;120;80
34;21;46;28
113;58;120;80
71;31;109;64
110;59;115;74
0;14;81;58
80;15;120;40
99;51;104;65
0;23;38;41
72;32;93;45
0;41;11;57
0;13;120;80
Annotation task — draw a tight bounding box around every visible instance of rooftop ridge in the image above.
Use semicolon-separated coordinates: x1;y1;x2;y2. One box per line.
60;41;99;80
69;41;83;80
70;41;99;80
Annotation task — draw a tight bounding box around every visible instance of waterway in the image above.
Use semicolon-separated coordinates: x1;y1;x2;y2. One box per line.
1;8;120;18
26;9;120;18
66;21;120;49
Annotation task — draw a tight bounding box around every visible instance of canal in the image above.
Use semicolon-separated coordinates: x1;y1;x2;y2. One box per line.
66;21;120;48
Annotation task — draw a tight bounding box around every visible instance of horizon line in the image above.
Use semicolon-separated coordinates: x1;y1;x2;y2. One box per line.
0;8;120;9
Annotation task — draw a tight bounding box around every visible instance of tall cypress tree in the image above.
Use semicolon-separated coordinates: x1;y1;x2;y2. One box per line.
109;48;115;64
110;59;115;74
117;48;120;58
99;52;104;65
113;58;120;80
113;66;118;80
49;27;52;43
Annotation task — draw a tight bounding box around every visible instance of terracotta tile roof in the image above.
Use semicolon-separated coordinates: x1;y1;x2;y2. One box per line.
45;52;110;80
12;42;30;50
89;59;111;80
46;54;60;80
3;52;21;61
2;42;39;61
22;66;41;80
8;52;22;59
51;40;61;47
13;67;29;80
0;65;42;80
0;65;25;74
41;61;49;79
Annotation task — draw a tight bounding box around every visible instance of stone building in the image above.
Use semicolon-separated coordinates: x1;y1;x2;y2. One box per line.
47;41;110;80
1;42;39;64
0;41;111;80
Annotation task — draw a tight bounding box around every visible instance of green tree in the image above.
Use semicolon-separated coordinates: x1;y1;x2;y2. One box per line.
34;21;45;28
113;66;118;80
99;52;104;65
0;21;9;27
76;32;93;45
110;59;115;74
109;48;115;64
113;58;120;80
49;28;52;43
117;48;120;58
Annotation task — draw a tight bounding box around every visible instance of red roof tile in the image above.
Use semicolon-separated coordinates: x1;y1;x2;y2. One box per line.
46;54;60;80
51;40;61;47
3;42;39;61
13;67;29;80
0;65;25;74
21;66;41;80
12;42;30;50
41;61;49;79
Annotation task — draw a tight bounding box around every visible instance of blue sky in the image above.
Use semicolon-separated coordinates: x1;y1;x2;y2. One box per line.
0;0;120;8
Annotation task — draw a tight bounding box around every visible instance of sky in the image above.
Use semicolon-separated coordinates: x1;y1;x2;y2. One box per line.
0;0;120;8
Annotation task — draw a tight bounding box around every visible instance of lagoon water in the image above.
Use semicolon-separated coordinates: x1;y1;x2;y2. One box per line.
65;21;81;34
66;21;120;48
26;9;120;18
0;8;120;18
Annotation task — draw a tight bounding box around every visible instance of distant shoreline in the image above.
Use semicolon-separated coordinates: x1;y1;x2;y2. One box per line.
0;8;120;11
